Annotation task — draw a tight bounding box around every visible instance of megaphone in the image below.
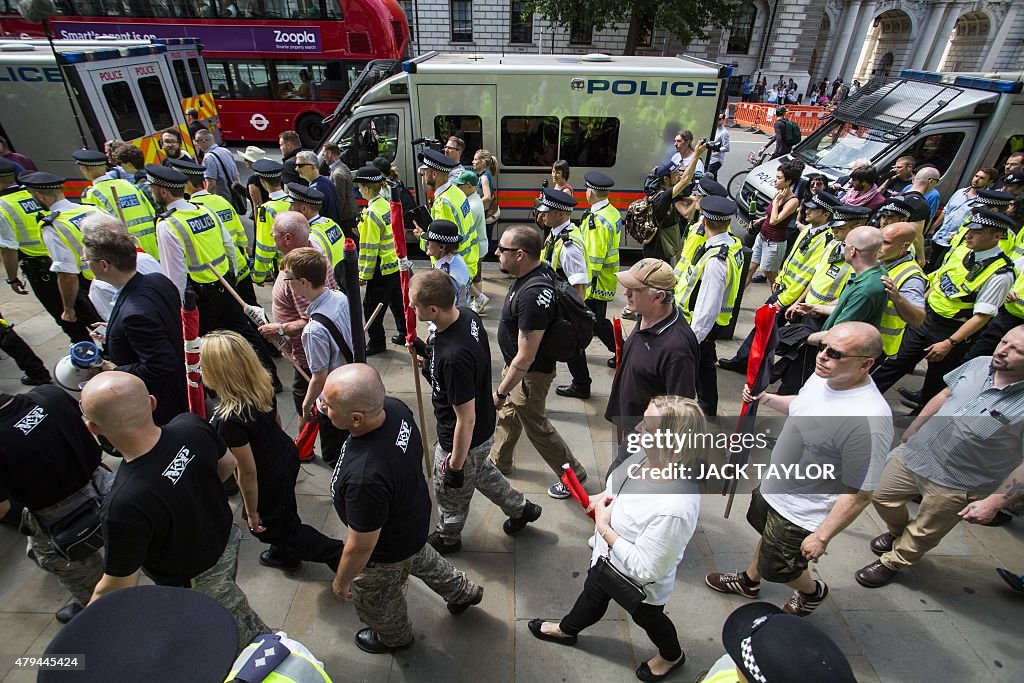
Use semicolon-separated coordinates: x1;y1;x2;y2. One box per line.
54;341;104;393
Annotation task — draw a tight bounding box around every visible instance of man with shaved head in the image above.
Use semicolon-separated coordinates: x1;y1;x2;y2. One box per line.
322;364;483;654
707;322;893;616
83;372;269;647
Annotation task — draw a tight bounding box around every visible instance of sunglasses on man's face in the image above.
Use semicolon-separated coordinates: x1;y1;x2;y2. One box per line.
817;342;871;361
495;244;519;253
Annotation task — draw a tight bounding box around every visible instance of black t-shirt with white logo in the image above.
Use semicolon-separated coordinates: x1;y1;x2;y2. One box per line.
0;386;102;510
428;308;496;452
102;414;232;585
330;397;430;563
497;264;559;374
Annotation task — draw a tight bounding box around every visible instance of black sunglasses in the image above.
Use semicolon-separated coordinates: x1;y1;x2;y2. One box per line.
817;342;871;360
495;244;520;253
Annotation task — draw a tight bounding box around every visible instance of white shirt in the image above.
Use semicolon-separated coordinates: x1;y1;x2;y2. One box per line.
42;198;92;274
968;246;1015;316
689;232;733;343
268;188;287;201
89;253;163;320
762;374;894;532
670;151;705;177
549;220;588;286
156;198;237;300
710;126;731;165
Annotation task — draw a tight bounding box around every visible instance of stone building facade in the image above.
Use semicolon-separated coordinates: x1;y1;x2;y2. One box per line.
398;0;1024;94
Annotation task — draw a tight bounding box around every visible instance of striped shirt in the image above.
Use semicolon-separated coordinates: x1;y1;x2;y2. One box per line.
903;356;1024;492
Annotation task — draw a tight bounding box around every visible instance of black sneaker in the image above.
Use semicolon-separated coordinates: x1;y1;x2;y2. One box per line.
55;602;84;624
20;374;52;386
427;530;462;555
447;584;483;615
503;501;542;535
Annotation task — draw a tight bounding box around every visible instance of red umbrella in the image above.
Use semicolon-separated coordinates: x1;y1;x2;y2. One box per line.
181;286;205;419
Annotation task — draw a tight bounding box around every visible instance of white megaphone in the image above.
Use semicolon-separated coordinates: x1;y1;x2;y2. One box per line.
54;341;104;393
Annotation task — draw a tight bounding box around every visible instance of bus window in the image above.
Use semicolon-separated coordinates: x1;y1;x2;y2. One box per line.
188;58;209;94
560;116;619;168
434;116;482;165
501;116;558;167
138;75;174;130
102;82;145;140
172;60;194;98
229;61;273;99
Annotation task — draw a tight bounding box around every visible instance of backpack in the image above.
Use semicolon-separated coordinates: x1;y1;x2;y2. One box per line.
520;268;595;362
623;194;659;243
782;119;802;146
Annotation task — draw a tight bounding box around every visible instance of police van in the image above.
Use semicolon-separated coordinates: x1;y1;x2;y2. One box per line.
0;38;208;188
320;52;729;242
736;70;1024;228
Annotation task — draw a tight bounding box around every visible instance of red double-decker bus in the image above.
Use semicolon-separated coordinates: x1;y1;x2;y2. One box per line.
0;0;408;147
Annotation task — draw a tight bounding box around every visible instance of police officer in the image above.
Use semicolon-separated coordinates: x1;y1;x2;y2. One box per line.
354;166;406;354
943;190;1015;259
0;383;112;623
537;187;588;298
148;164;282;390
557;172;619;398
21;172;104;339
674;176;730;276
872;208;1017;405
286;182;346;277
252;159;291;285
674;195;743;415
169;159;256;305
419;148;478;279
73;149;157;259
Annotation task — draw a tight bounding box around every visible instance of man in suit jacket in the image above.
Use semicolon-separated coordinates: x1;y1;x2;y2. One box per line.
81;216;187;426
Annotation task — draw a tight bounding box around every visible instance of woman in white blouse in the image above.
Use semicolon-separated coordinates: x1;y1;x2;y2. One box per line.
528;396;704;683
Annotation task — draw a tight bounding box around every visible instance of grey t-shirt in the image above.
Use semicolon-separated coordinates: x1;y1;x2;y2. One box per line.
202;145;238;205
302;289;354;373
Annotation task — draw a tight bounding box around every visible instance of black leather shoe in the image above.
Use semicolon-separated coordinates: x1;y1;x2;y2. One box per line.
997;567;1024;593
391;334;406;345
555;383;590;399
527;619;577;645
55;602;84;624
20;374;51;386
365;342;387;356
503;501;542;535
870;531;897;556
355;628;413;654
897;387;922;404
636;654;686;682
259;550;302;571
855;560;899;588
606;356;617;368
447;584;483;615
717;357;745;374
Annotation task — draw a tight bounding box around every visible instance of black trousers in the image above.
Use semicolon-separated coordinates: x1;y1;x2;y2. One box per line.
235;274;258;306
0;319;48;379
339;217;359;244
871;311;966;405
566;299;615;387
251;457;344;570
925;243;950;275
696;337;719;415
962;310;1024;362
20;254;99;343
194;278;280;387
730;303;789;365
559;570;682;661
317;410;349;466
363;271;406;345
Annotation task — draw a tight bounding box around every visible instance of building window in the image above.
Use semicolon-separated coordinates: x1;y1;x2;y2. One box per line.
560;117;619;167
569;20;593;45
450;0;473;43
510;1;534;44
727;3;757;54
501;116;559;167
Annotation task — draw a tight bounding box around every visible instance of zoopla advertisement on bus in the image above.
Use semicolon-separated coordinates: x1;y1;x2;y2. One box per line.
51;22;322;53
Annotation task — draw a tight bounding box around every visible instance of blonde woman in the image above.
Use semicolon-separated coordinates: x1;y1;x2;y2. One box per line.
202;330;344;572
528;396;704;683
473;149;499;223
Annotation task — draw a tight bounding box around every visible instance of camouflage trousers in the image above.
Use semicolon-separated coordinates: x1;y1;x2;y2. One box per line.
24;468;113;606
191;525;271;651
434;438;526;543
352;543;478;647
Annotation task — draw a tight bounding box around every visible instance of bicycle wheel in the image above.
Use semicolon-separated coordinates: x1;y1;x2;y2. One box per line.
727;171;748;200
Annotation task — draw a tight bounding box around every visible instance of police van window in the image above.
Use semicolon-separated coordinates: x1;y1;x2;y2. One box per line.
994;135;1024;173
501;116;558;167
434;116;482;165
102;82;145;140
172;60;194;98
188;59;208;95
138;76;175;131
901;132;965;175
341;114;399;168
560;117;619;168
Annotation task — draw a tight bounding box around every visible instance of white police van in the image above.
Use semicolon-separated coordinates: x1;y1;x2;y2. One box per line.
736;70;1024;227
320;51;728;242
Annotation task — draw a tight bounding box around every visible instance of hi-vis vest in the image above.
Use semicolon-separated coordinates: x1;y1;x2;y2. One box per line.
928;249;1014;320
581;202;621;301
879;254;926;356
223;634;331;683
804;239;852;306
191;191;249;279
82;178;157;258
673;219;706;284
948;218;1016;261
309;215;346;269
357;195;398;280
254;196;291;283
39;205;100;279
1004;267;1024;319
432;183;478;276
158;205;230;284
543;226;589;290
776;224;831;306
0;187;47;257
675;234;743;327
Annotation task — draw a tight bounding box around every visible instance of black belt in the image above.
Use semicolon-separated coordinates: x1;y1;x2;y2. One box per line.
926;309;969;328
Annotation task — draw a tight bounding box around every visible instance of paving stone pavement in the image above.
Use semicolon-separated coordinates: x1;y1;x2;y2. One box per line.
0;262;1020;683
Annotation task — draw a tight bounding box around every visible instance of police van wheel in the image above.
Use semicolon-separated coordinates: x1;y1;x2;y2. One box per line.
297;115;327;149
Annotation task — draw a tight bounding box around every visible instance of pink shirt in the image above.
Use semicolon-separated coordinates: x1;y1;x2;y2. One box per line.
271;259;338;369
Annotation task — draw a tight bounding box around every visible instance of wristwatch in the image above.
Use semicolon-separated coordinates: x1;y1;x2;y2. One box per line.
947;338;959;346
496;390;509;400
277;324;286;337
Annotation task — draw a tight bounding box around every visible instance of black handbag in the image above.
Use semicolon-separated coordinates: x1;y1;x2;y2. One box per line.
47;498;104;562
590;555;647;613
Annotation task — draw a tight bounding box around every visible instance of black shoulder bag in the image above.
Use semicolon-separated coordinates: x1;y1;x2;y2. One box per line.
589;461;650;613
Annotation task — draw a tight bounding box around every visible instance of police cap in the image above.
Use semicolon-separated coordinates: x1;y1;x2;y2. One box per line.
167;158;206;178
536;187;577;213
287;181;324;206
71;149;108;167
353;166;386;184
145;164;187;190
968;208;1016;233
700;195;738;222
830;204;872;226
0;158;17;178
419;148;457;172
693;176;728;198
19;172;65;190
251;159;284;179
425;219;461;245
1003;171;1024;187
878;197;913;219
584;171;615;191
975;189;1014;209
807;190;841;212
